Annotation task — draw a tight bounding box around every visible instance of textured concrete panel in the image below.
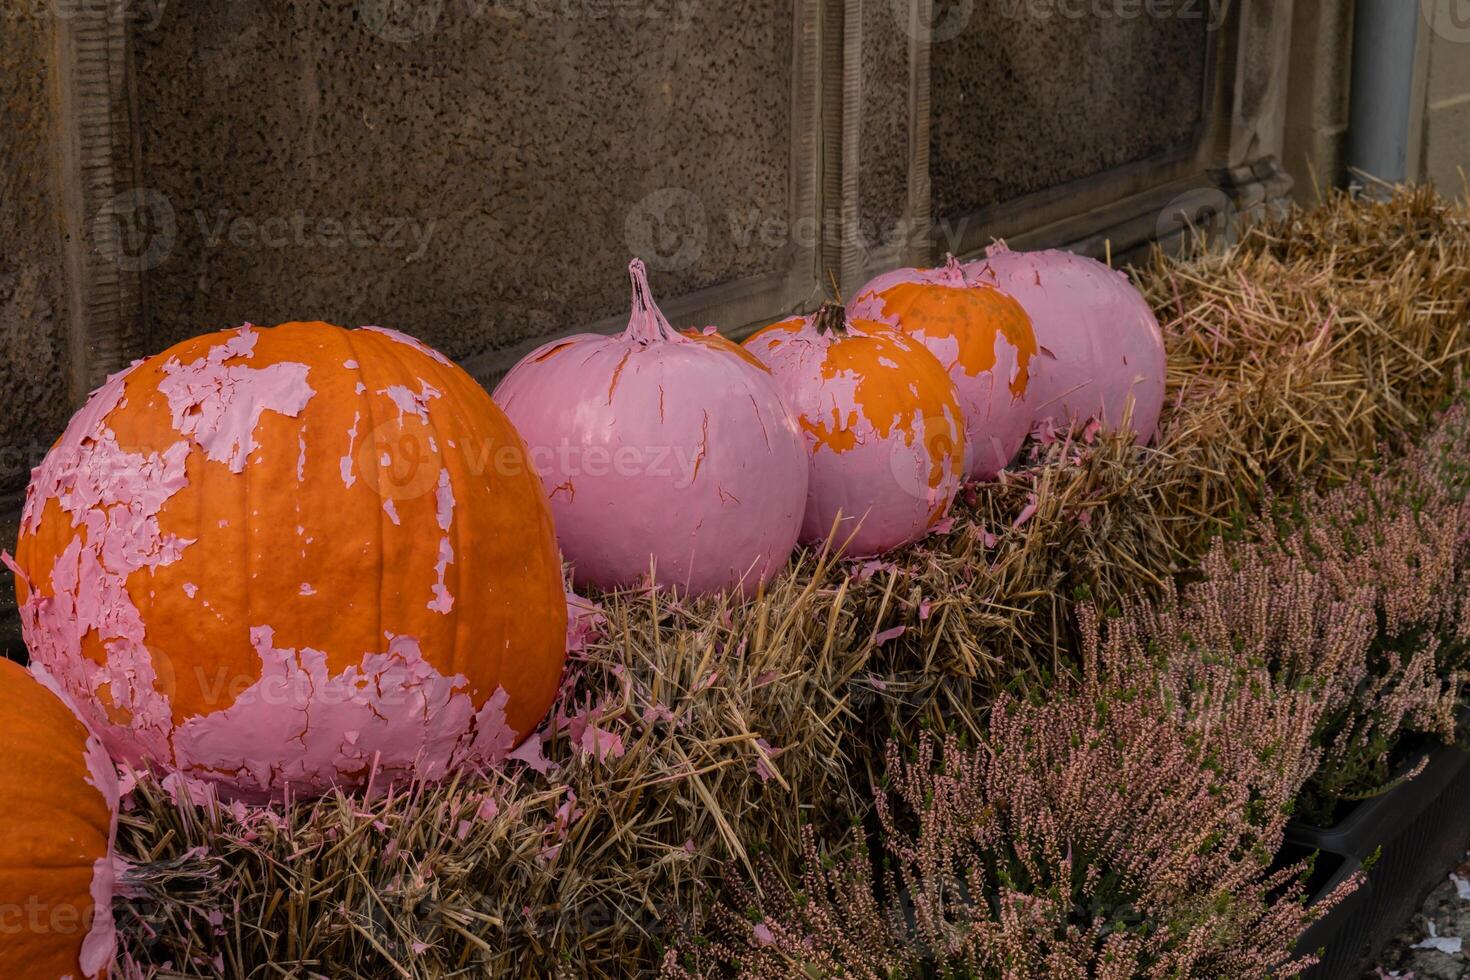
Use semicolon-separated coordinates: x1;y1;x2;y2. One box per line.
0;11;72;494
134;0;796;361
858;2;912;240
930;0;1210;221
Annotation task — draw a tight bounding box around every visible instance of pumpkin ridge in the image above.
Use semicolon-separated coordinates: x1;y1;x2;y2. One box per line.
359;326;469;686
339;326;389;686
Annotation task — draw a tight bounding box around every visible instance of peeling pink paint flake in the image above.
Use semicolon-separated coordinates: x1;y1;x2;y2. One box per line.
426;468;457;614
428;538;455;614
435;468;455;531
170;627;518;800
158;327;315;473
360;325;456;367
340;411;361;488
379;380;442;422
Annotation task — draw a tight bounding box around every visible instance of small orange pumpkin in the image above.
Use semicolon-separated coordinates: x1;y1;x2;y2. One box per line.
10;322;567;800
0;659;119;980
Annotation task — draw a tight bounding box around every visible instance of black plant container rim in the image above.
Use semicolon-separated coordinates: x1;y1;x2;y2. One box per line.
1287;706;1470;858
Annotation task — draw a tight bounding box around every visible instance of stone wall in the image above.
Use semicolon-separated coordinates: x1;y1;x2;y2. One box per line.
132;0;802;377
0;9;75;659
1;10;73;497
1283;0;1354;201
929;0;1210;222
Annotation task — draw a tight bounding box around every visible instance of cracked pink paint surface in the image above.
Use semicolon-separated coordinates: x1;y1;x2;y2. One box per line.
744;310;966;557
964;246;1166;443
494;260;808;596
340;411;361;489
170;628;516;801
11;321;569;800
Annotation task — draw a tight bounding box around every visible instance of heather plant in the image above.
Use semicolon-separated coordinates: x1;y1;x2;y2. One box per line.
664;597;1357;979
1211;401;1470;824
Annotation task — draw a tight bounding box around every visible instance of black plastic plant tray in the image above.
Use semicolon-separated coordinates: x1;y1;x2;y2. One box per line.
1289;723;1470;978
1291;850;1368;980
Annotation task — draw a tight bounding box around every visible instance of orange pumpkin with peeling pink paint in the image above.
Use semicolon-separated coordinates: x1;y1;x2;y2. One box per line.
744;304;966;557
849;256;1037;481
0;659;119;980
9;322;566;801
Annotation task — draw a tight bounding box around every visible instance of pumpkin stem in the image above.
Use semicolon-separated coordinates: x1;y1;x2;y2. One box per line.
811;301;849;337
625;259;676;345
941;253;967;285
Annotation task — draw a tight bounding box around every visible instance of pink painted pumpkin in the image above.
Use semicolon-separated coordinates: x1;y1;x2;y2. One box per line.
963;245;1166;442
848;256;1038;481
494;260;808;596
743;305;966;557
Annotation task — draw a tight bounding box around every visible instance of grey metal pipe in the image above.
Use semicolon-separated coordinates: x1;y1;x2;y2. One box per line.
1346;0;1421;186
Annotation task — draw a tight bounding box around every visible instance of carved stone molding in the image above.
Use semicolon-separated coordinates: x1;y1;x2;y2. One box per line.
51;6;144;401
